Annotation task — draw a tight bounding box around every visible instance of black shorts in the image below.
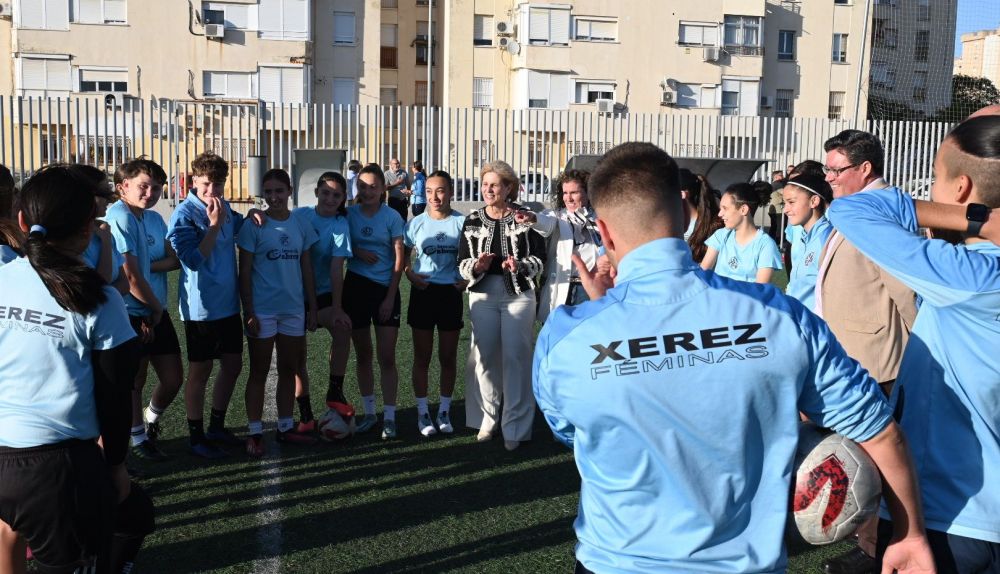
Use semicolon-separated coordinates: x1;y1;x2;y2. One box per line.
306;292;334;313
343;271;401;329
408;282;464;331
183;314;244;362
128;312;182;357
0;440;115;574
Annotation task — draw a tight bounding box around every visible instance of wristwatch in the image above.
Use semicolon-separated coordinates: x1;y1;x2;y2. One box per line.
966;203;990;237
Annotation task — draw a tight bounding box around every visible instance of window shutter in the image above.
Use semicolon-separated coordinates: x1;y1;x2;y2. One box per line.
679;24;701;44
549;74;569;109
258;0;281;37
592;20;614;40
104;0;126;22
740;81;759;116
528;70;547;101
334;12;354;44
16;0;44;28
45;0;69;29
704;25;719;46
75;0;100;23
258;67;282;102
20;58;47;91
45;59;71;92
332;78;355;105
283;0;308;39
222;4;249;29
281;67;303;104
529;8;549;42
551;9;570;44
380;23;396;46
203;71;220;96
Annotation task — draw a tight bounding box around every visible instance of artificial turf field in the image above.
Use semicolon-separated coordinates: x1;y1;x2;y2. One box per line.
120;270;853;573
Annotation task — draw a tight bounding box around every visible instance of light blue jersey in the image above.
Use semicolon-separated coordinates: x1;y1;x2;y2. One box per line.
293;207;352;296
0;258;136;448
236;213;318;316
0;244;19;265
706;227;783;282
144;210;170;308
829;188;1000;543
785;217;834;309
104;200;152;317
346;204;404;285
411;172;427;205
403;210;465;284
82;233;125;283
167;193;244;321
533;238;892;573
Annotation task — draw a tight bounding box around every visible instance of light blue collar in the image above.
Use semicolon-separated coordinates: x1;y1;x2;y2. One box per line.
614;237;696;284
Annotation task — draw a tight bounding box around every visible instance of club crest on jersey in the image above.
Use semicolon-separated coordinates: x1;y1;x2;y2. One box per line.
146;234;155;246
280;234;290;246
728;256;739;270
435;231;446;242
804;252;815;266
362;226;374;237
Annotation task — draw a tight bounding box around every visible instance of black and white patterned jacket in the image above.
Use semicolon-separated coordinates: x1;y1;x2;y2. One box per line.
458;208;546;295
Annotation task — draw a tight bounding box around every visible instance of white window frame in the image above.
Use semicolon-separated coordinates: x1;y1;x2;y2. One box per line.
525;4;571;46
832;33;849;63
258;0;310;41
678;21;719;47
573;79;615;104
473;14;493;46
202;2;254;30
723;15;762;53
258;65;309;104
473;77;493;108
333;11;355;45
75;66;129;93
203;70;256;100
16;54;72;98
721;76;760;116
15;0;70;30
573;16;616;42
71;0;128;24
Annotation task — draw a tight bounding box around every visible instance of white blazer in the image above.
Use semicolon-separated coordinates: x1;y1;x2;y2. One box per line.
531;208;597;323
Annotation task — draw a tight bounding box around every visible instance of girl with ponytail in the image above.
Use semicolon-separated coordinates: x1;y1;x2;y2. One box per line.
678;169;722;263
0;163;22;264
0;164;144;574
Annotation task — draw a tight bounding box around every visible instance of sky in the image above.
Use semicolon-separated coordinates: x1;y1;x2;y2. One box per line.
954;0;999;56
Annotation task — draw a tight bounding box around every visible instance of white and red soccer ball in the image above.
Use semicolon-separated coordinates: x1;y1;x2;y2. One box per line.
318;401;356;441
790;423;882;545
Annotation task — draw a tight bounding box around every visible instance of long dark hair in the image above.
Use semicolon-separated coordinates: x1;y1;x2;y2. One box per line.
316;171;348;216
19;164;107;314
678;169;722;263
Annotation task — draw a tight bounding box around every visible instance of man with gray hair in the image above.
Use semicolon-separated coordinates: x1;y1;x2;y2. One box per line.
384;158;410;222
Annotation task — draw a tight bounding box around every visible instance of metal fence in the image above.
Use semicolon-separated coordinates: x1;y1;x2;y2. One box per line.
0;95;951;204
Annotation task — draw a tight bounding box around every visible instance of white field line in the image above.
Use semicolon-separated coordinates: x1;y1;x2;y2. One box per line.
252;349;282;574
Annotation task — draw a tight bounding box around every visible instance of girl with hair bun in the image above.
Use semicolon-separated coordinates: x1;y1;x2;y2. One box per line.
700;182;783;283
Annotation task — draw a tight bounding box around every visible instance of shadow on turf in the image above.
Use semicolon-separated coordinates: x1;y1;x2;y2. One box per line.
136;401;581;572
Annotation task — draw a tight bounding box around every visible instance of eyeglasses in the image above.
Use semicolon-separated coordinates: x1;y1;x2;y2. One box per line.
822;163;859;176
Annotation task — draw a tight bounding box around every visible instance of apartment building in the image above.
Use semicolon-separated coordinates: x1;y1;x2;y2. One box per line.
955;26;1000;88
443;0;876;121
869;0;957;116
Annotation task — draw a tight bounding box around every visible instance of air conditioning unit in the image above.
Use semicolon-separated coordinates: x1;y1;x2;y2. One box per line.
760;96;773;108
703;46;720;62
0;2;13;19
498;36;511;48
104;92;127;110
596;98;614;113
660;90;676;106
202;8;224;25
496;21;513;36
205;23;225;39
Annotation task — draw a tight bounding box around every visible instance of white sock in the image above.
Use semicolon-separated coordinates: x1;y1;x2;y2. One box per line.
130;424;147;446
383;405;396;422
362;395;376;415
416;396;429;416
278;417;294;433
248;420;263;436
145;402;165;424
439;395;452;414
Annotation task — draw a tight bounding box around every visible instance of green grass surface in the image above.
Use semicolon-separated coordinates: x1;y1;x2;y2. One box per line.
129;268;852;573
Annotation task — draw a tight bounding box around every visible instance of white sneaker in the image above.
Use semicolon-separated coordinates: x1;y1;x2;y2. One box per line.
417;413;437;437
435;411;454;434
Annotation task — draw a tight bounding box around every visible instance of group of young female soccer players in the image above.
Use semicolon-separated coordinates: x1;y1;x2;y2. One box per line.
0;142;840;573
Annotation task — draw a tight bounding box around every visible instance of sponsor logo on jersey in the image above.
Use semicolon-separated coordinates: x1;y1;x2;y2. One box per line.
0;305;66;339
588;323;769;379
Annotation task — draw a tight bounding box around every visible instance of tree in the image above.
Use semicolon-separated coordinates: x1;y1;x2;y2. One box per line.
933;75;1000;122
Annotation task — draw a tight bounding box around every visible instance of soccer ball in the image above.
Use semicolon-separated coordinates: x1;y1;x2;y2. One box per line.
789;423;882;545
318;401;356;441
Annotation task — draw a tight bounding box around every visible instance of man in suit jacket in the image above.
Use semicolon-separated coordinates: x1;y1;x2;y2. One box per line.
817;130;918;574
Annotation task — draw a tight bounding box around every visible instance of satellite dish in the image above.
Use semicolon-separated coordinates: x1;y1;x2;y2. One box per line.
506;40;521;55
